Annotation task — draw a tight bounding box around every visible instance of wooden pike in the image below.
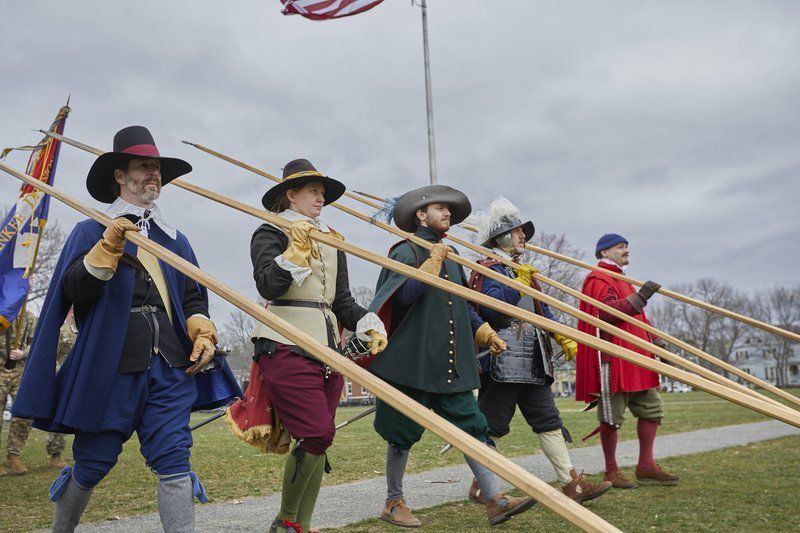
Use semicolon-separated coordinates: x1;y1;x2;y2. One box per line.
46;131;800;415
0;160;620;533
351;189;800;410
168;137;798;414
444;232;800;412
354;188;800;345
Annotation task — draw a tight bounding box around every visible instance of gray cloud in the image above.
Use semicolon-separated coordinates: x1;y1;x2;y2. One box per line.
1;0;798;319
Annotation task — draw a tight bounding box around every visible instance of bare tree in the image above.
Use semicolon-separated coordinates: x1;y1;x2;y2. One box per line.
648;278;753;377
522;232;586;326
351;285;375;309
1;206;67;304
757;286;800;386
29;220;66;302
218;307;258;373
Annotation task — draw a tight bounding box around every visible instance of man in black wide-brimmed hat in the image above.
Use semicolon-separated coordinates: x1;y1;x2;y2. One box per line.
368;185;535;528
12;126;241;532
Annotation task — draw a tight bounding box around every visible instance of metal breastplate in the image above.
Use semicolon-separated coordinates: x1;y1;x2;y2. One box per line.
489;297;554;385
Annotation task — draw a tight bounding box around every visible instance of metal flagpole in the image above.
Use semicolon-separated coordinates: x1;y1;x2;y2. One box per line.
419;0;437;184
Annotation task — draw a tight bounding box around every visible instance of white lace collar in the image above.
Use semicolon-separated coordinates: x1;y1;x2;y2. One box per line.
105;197;177;240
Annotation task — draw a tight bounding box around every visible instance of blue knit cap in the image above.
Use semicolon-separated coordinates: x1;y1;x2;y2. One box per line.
595;233;628;259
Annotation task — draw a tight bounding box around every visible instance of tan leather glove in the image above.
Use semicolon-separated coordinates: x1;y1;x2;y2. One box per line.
186;315;219;375
475;322;506;355
84;218;140;271
419;243;451;276
367;330;388;355
554;333;578;361
283;220;319;268
514;263;539;296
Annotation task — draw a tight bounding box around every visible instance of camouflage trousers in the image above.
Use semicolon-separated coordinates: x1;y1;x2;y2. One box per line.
0;366;65;457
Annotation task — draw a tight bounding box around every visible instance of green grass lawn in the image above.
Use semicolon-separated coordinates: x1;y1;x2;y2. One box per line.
326;435;800;533
0;389;797;531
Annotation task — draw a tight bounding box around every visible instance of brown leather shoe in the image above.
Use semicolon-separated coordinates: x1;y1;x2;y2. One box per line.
5;454;28;476
605;469;637;489
562;469;613;503
468;478;486;504
636;464;680;485
49;454;68;469
381;497;422;528
485;493;536;525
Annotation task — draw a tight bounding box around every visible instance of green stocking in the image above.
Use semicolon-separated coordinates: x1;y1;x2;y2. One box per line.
274;448;325;531
296;453;327;531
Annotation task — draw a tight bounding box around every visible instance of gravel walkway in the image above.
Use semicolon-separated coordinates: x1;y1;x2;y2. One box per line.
67;420;798;532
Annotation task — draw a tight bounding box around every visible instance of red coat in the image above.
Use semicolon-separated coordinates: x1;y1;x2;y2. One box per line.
575;262;659;402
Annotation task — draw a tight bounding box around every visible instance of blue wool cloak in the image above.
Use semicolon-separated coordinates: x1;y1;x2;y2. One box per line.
12;219;241;433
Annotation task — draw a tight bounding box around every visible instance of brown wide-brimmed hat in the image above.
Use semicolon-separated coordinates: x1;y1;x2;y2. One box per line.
86;125;191;203
261;159;345;211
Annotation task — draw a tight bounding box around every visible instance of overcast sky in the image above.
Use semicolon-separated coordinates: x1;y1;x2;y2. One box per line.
1;1;798;319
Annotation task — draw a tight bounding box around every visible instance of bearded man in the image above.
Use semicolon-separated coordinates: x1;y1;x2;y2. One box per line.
12;126;241;532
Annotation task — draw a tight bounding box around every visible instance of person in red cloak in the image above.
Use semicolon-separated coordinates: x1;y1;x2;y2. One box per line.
575;233;680;489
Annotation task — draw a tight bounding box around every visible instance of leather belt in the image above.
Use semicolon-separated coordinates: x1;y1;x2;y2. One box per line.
131;305;162;354
269;299;331;310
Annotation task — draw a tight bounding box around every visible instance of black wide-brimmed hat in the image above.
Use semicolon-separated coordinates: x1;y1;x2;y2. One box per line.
482;216;535;248
261;159;346;211
392;185;471;233
86;126;192;203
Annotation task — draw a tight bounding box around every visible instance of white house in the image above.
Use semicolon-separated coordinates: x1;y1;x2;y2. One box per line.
730;335;800;387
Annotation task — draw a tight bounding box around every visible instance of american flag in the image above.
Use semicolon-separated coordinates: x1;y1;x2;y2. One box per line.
280;0;386;20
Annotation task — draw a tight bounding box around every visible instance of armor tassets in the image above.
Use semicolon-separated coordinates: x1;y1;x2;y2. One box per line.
488;297;555;385
491;321;554;385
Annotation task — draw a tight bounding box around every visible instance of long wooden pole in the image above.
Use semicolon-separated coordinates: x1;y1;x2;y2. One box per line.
328;200;793;414
5;156;800;435
122;181;800;428
0;160;618;533
352;189;800;345
47;134;797;409
47;128;794;412
443;232;800;411
168;136;799;412
345;189;800;409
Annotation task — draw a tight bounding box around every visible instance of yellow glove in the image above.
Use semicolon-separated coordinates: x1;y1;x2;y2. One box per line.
328;228;346;241
554;333;578;361
514;263;539;296
419;243;451;276
475;322;506;355
367;330;388;355
186;315;219;375
283;220;319;268
84;218;140;271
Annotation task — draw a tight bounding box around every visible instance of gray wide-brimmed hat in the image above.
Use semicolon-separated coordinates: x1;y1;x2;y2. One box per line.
392;185;471;232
